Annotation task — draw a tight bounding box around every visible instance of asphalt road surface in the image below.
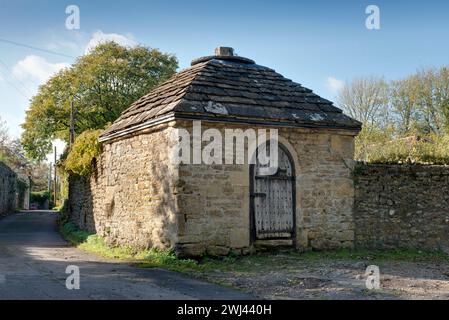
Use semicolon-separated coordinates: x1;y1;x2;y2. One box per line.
0;211;252;300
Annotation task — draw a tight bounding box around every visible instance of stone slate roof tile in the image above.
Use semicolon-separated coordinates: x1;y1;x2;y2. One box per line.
101;53;361;140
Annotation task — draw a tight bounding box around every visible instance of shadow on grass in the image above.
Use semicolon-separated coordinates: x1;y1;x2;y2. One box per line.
60;222;449;276
60;222;200;273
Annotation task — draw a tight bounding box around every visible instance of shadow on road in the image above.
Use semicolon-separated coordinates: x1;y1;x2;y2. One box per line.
0;211;253;300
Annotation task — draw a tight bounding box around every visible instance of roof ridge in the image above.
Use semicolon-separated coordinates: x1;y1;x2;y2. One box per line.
104;61;209;126
182;60;213;96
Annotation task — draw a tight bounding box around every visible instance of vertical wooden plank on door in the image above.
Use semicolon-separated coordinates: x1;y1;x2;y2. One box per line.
252;144;295;240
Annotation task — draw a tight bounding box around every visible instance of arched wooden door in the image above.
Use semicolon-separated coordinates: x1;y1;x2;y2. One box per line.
250;144;296;242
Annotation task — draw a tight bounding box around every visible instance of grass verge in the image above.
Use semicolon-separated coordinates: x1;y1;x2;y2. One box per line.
60;222;449;275
60;222;200;273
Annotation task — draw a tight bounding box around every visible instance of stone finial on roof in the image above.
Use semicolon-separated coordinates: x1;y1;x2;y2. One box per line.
215;47;234;56
191;47;255;66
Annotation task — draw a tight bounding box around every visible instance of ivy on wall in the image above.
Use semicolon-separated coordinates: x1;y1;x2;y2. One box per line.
62;129;103;176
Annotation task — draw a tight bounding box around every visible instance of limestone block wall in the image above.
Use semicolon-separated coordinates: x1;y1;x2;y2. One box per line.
69;123;180;250
175;162;251;256
174;122;357;256
69;120;357;256
285;127;356;251
0;162;17;217
354;164;449;252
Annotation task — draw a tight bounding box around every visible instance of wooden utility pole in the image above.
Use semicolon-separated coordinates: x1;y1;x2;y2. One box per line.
53;146;57;206
69;99;75;147
48;163;52;193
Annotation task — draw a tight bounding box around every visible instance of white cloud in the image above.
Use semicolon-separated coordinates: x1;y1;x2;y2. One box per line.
45;139;67;163
85;31;137;53
13;55;69;84
47;40;80;52
44;30;86;55
326;76;344;94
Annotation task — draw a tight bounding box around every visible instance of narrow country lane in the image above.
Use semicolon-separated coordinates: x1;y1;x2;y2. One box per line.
0;211;252;300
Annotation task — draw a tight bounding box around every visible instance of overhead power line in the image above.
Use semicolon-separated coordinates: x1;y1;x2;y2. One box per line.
0;57;34;96
0;37;76;99
0;66;30;99
0;37;75;59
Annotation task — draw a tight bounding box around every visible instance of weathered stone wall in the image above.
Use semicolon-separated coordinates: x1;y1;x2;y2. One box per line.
69;123;180;250
174;121;356;256
69;120;357;256
354;164;449;252
16;173;30;210
0;162;17;217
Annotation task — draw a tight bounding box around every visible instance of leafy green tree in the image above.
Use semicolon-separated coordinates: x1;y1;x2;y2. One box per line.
22;42;178;160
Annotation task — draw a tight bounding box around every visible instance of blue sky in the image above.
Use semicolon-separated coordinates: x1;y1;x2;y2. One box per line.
1;0;449;141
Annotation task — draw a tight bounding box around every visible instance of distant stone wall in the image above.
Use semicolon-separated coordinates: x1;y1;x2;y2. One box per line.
354;164;449;252
0;162;17;217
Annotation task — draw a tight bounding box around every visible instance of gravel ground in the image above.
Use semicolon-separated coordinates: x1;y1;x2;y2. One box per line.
194;253;449;300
